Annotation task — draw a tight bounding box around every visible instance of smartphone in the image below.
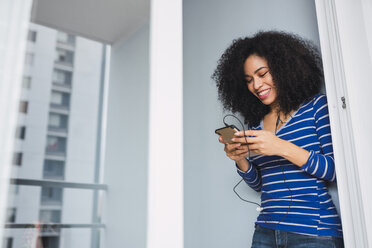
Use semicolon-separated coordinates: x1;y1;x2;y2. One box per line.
215;125;239;143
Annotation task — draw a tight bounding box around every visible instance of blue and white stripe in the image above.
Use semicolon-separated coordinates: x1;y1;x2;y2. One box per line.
237;94;343;237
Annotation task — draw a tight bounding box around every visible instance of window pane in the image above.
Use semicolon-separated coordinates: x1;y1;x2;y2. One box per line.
50;91;70;108
6;208;16;223
43;160;65;179
55;48;74;65
48;113;68;131
53;69;72;86
46;136;66;155
27;30;37;42
40;210;61;223
41;236;60;248
22;76;31;89
57;32;69;43
57;32;75;45
12;153;22;166
7;21;107;248
41;187;63;205
19;101;28;113
15;126;26;139
2;238;13;248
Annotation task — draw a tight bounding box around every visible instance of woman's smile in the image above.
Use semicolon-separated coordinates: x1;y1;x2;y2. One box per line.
257;88;271;99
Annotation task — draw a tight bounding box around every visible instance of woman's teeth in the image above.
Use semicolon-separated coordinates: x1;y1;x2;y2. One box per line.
258;89;270;96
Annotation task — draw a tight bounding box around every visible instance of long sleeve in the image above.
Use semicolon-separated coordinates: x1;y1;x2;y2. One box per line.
236;161;262;192
301;95;336;182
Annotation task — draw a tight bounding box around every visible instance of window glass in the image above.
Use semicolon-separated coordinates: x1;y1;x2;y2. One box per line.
46;136;66;154
6;208;16;223
55;48;74;65
41;236;60;248
12;153;22;166
40;209;61;223
57;32;75;45
50;91;70;108
15;126;26;139
48;113;68;130
19;101;28;113
53;69;72;86
41;187;63;205
27;30;37;42
2;238;13;248
22;76;31;89
6;22;106;248
43;160;65;179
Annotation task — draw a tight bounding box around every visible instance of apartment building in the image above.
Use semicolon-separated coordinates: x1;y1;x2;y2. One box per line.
4;23;104;248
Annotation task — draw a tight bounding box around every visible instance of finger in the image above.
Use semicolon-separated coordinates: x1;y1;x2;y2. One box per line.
231;136;258;144
231;148;249;156
225;143;241;152
247;144;261;151
234;130;262;137
219;136;232;145
236;144;249;151
231;152;249;160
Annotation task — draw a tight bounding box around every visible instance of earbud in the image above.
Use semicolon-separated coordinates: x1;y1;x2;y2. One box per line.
256;206;264;212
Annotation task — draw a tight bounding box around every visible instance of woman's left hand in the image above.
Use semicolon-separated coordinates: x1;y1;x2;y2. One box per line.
231;130;285;156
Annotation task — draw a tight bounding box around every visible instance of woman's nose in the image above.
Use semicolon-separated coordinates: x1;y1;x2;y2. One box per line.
253;77;263;90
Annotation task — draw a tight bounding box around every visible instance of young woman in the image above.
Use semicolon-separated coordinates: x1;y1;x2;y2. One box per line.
213;31;344;248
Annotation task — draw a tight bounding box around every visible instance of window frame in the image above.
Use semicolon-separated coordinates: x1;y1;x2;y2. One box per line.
315;0;372;247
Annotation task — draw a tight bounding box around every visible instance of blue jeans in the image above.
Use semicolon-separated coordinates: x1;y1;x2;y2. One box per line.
251;225;344;248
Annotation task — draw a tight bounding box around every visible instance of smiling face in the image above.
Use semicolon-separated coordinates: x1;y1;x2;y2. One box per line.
244;54;278;109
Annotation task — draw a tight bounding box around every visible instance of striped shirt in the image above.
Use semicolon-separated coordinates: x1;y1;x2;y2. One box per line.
237;94;343;237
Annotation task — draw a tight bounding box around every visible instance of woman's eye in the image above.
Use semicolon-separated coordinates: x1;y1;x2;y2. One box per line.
246;79;252;84
259;71;269;77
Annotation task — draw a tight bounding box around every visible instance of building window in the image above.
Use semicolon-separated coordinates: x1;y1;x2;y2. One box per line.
52;69;72;86
55;48;74;65
27;30;37;42
15;126;26;140
12;152;22;166
39;209;61;223
48;113;68;131
22;76;32;89
41;236;60;248
43;160;65;180
24;52;34;65
57;31;75;45
8;185;19;195
41;188;63;205
6;208;16;223
46;136;67;155
2;238;13;248
50;91;70;109
19;101;28;113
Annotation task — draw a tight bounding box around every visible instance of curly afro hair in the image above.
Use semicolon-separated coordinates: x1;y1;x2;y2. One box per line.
212;31;323;127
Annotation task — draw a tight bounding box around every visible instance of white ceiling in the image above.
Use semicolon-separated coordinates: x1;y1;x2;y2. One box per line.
31;0;150;44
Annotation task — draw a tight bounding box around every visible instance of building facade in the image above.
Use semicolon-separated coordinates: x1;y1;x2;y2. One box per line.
4;23;104;248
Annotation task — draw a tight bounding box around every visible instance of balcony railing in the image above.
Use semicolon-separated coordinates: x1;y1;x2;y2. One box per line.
5;178;107;230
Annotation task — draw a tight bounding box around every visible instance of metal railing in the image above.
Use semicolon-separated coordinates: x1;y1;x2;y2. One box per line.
6;178;107;229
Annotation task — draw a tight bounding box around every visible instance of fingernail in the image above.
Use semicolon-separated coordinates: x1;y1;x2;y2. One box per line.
234;132;240;135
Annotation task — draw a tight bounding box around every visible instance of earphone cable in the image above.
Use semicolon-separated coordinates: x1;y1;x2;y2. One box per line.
224;113;293;228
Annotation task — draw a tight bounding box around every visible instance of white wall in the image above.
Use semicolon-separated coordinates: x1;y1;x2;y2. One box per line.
103;25;149;248
66;37;103;183
183;0;326;247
